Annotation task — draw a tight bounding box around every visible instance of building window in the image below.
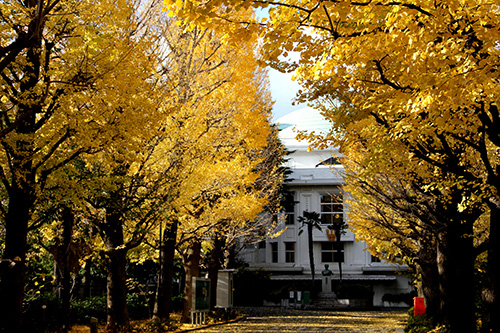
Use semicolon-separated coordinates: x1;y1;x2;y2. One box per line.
321;242;335;262
320;193;343;225
371;254;381;263
271;242;278;263
321;242;344;263
258;241;266;249
283;191;296;225
285;242;295;263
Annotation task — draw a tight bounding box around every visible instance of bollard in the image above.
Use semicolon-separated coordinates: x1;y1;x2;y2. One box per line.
413;297;425;316
90;317;98;333
41;305;47;330
303;291;310;305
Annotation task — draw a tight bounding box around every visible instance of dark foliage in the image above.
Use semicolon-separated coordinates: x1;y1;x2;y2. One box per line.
335;283;374;299
382;291;418;306
233;268;271;306
23;293;64;333
405;307;448;333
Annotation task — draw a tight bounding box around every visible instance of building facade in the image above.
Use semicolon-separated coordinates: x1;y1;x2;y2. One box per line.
238;108;413;307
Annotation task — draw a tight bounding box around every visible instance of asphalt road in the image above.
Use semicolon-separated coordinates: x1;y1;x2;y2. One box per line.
192;307;407;332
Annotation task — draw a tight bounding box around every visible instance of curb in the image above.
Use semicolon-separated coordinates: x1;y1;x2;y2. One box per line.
176;316;247;332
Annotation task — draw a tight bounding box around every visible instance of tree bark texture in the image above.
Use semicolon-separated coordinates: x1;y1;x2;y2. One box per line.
416;243;442;324
153;220;178;320
53;207;75;332
105;248;129;331
208;235;225;309
482;202;500;333
0;8;43;331
82;258;93;299
307;223;315;284
0;178;35;332
436;219;476;333
181;241;201;323
101;212;130;331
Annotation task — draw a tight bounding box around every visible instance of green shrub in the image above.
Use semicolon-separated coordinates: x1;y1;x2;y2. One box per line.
335;283;374;299
23;292;64;333
405;307;448;333
71;293;151;324
71;295;107;324
171;294;184;312
127;293;151;319
233;268;271;306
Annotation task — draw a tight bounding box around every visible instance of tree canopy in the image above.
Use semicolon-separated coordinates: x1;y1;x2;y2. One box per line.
0;0;281;330
162;0;500;331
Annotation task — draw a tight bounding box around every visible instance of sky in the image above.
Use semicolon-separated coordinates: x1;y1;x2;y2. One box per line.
255;9;307;122
268;68;307;122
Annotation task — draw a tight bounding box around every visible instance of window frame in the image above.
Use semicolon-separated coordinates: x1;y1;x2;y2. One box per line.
283;191;296;225
270;242;278;263
319;192;344;226
284;241;295;263
321;242;345;263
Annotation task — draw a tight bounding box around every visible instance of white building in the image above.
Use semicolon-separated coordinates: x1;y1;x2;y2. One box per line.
238;108;413;307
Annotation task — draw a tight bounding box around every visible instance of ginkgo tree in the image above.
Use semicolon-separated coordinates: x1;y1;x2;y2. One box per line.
201;122;286;310
0;1;278;331
155;23;277;323
163;1;500;331
142;9;283;323
0;0;168;331
32;200;94;331
332;116;486;325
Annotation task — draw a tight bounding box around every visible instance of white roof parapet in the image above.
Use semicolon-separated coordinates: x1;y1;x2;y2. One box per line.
288;168;344;185
269;274;397;281
245;266;304;272
276;107;335;150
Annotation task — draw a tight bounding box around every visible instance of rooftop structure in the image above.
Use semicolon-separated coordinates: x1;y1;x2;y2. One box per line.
238;107;413;308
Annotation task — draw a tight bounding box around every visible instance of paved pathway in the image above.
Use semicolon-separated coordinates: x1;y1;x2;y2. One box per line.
194;307;407;332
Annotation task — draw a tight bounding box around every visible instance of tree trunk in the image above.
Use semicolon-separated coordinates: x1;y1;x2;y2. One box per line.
307;223;315;283
436;219;476;333
0;186;33;332
225;244;238;269
335;230;343;281
105;248;129;331
181;240;201;323
0;13;41;331
100;212;130;331
208;235;225;309
56;206;75;333
153;219;178;320
482;201;500;333
416;251;442;323
82;258;93;298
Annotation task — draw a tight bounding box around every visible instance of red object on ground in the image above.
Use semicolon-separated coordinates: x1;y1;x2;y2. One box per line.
413;297;425;316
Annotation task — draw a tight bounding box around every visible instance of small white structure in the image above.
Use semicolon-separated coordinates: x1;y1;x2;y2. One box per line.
216;270;235;308
238;108;413;307
191;277;210;325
